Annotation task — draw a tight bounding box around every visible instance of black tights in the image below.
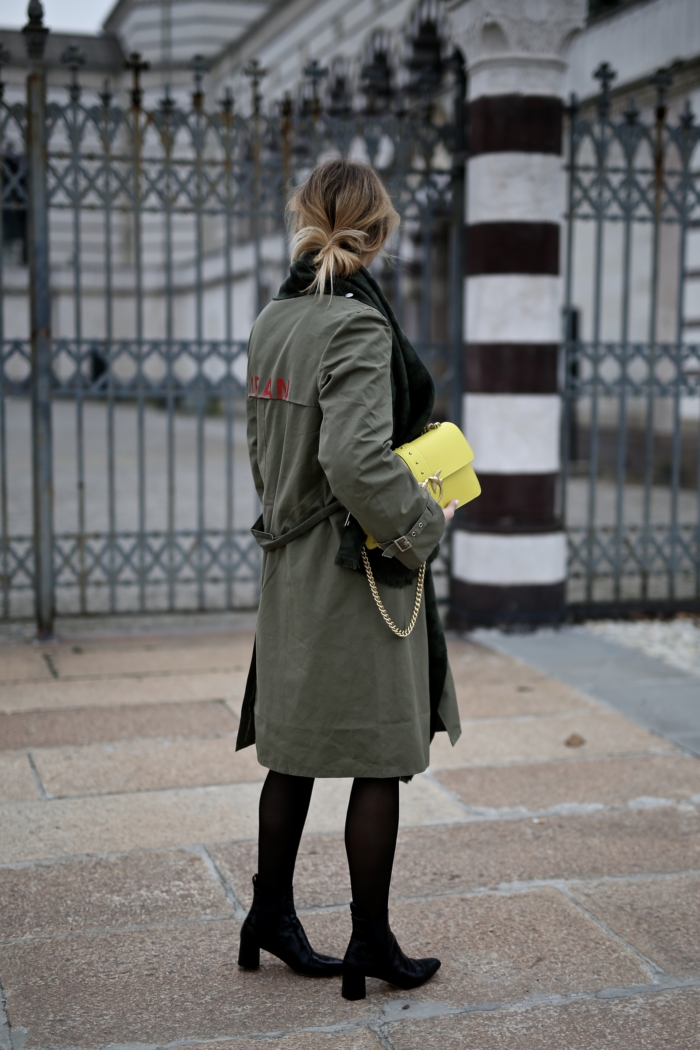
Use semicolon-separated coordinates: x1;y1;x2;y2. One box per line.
257;770;399;919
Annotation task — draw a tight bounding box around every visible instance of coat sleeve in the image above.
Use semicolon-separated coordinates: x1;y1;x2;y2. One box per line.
317;306;444;569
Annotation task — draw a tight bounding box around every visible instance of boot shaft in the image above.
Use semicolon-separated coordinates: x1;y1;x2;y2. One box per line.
349;902;390;947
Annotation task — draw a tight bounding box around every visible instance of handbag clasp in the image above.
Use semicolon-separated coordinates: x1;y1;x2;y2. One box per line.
420;469;443;503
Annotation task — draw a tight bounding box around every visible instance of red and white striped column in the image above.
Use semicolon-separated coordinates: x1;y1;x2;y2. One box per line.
450;0;586;627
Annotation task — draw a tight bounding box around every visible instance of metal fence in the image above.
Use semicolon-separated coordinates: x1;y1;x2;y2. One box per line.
563;63;700;613
0;6;465;633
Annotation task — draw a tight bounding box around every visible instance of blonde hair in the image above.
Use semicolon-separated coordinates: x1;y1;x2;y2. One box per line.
287;158;400;294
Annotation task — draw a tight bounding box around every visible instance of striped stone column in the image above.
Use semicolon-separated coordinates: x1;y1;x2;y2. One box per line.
450;0;586;627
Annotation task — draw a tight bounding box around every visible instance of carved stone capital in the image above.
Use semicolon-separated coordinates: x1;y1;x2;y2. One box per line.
448;0;587;99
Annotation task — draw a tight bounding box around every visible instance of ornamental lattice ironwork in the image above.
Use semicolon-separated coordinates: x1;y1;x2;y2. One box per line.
563;62;700;609
0;3;466;628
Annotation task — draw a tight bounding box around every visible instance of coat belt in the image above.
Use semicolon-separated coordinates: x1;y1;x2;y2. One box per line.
250;500;343;552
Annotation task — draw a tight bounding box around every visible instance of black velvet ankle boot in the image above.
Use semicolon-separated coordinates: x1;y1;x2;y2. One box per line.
341;902;441;1000
238;874;343;978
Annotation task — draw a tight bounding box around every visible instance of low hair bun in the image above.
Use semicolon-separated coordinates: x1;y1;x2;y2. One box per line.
287;159;399;295
313;227;366;283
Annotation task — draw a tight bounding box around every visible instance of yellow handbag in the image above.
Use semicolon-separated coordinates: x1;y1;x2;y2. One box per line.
365;421;481;550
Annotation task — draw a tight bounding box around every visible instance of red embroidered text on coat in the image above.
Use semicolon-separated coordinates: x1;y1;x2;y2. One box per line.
248;376;290;400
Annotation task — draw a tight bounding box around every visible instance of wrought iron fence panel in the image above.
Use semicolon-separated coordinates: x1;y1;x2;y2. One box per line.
563;63;700;611
0;19;464;624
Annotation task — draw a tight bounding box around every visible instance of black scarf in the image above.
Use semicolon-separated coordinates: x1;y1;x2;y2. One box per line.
274;255;448;738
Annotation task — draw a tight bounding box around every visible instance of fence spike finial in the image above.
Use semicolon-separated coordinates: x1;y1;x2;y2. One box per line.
304;59;328;94
190;53;211;109
680;97;695;129
651;66;672;116
623;95;639;124
303;59;328;117
593;61;616;119
125;51;150;109
244;59;267;117
0;43;10;100
27;0;44;23
60;43;85;102
99;77;112;108
159;83;174;113
23;0;48;60
219;85;234;115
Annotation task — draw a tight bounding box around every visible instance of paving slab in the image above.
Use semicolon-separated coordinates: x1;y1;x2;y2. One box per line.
194;1033;383;1050
448;639;595;719
569;873;700;978
47;614;257;646
475;627;687;687
385;987;700;1050
0;650;52;683
0;771;468;864
455;677;595;720
382;889;648;1006
0;699;237;750
428;709;670;770
476;626;700;758
0;670;246;714
302;775;467;837
389;809;700;897
51;638;254;678
0;889;650;1048
210;835;351;912
0;915;378;1049
592;681;700;740
0;782;264;863
0;751;39;803
212;807;700;910
434;753;700;813
0;848;230;940
446;639;545;685
32;734;266;797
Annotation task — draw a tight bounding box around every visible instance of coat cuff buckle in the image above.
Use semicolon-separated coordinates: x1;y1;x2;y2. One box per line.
380;534;413;558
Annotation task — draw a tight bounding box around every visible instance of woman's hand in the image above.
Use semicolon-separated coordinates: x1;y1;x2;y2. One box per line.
443;499;460;523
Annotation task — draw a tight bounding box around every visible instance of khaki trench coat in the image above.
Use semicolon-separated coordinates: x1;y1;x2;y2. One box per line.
246;292;461;779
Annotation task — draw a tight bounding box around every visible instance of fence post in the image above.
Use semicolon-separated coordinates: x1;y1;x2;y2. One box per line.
23;1;53;639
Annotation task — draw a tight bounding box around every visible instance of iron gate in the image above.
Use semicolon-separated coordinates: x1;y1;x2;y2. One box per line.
0;6;465;633
563;63;700;613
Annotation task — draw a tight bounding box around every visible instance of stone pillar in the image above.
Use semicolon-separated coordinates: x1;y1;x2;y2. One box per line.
449;0;587;627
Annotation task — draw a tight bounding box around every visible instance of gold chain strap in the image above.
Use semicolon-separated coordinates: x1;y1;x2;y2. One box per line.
360;420;436;636
361;548;426;638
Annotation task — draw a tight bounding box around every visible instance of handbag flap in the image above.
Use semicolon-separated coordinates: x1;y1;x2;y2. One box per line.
366;423;480;545
395;422;475;481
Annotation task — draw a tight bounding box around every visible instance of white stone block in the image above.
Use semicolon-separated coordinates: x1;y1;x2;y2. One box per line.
465;275;563;343
452;530;567;586
467;153;565;224
463;394;561;474
469;55;568;101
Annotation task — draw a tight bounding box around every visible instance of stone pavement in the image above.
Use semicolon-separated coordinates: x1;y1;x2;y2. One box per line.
477;623;700;758
1;621;699;1049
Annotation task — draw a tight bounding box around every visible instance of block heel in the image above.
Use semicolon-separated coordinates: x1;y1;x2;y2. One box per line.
238;931;260;970
341;903;441;999
342;964;366;1000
